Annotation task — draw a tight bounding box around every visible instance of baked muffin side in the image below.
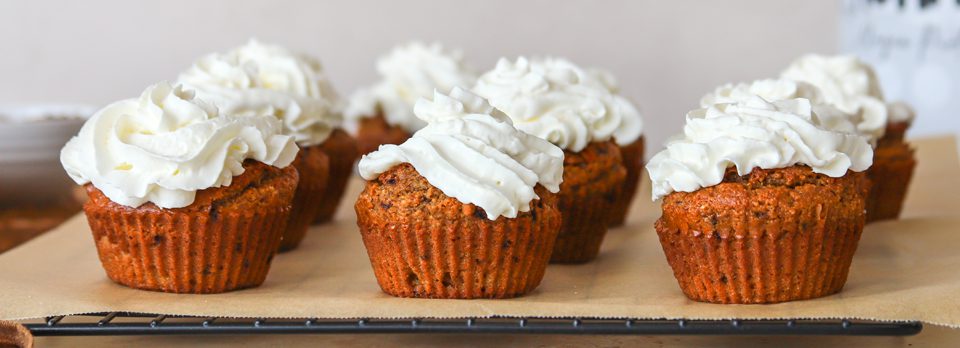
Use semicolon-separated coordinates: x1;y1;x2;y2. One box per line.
552;140;626;263
656;166;867;304
85;161;298;293
356;164;560;298
866;133;916;222
280;145;330;251
313;129;360;223
608;137;645;227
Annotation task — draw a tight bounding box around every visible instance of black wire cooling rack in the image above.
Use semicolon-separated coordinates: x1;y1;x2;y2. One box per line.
21;312;923;336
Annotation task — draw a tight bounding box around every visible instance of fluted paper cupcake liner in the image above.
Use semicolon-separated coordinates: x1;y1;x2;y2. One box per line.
866;142;916;223
280;148;330;252
314;130;359;224
608;138;645;227
551;184;623;264
84;205;290;294
357;212;560;299
655;199;865;304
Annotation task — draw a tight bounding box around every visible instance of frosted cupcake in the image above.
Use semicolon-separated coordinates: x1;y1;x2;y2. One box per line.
344;42;477;155
355;88;564;298
473;57;639;263
781;54;916;222
60;82;299;293
179;39;357;249
648;97;873;304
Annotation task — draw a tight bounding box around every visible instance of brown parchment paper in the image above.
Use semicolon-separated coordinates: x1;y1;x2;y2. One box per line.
1;137;959;327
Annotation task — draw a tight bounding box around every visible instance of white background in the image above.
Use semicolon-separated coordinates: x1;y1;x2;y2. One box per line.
3;0;950;152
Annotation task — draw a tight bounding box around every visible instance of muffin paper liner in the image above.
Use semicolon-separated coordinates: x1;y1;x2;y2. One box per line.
356;210;560;299
279;148;330;252
314;131;359;224
84;205;290;294
551;180;623;264
608;138;645;227
866;142;917;223
655;182;866;304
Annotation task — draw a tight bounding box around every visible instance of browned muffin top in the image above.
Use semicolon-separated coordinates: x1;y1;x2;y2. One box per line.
561;140;627;194
661;165;868;238
358;163;556;223
85;160;298;214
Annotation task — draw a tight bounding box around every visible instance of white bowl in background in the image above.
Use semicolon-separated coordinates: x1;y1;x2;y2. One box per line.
0;104;97;207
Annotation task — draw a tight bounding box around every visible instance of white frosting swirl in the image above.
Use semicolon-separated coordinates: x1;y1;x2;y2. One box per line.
472;57;643;151
586;67;645;146
700;79;825;107
60;82;298;209
358;88;564;220
343;42;477;133
646;97;873;200
178;39;341;146
700;78;861;140
780;54;889;142
887;101;915;123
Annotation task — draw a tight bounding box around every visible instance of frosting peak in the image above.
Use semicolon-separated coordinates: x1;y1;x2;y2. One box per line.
472;57;643;151
412;87;499;124
700;78;862;139
60;82;298;209
780;54;889;141
344;42;477;133
358;88;564;220
646;97;873;200
178;39;340;146
700;79;825;107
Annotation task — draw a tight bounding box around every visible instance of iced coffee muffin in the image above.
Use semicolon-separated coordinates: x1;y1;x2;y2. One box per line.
781;54;916;222
473;57;638;263
648;97;873;304
356;88;564;299
344;42;477;155
60;82;299;293
179;39;353;248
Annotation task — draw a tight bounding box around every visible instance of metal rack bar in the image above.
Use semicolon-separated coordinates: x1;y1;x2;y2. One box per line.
23;312;923;336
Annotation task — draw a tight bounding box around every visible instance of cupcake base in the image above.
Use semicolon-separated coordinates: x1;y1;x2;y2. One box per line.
279;145;330;252
866;122;916;223
551;141;626;263
876;121;909;148
313;129;360;224
82;162;298;294
656;166;867;304
355;164;561;299
356;111;413;156
608;137;645;227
